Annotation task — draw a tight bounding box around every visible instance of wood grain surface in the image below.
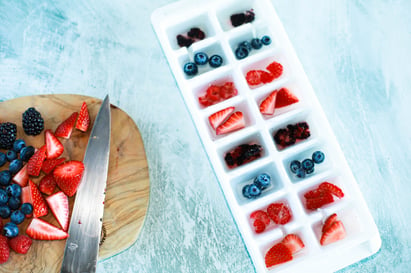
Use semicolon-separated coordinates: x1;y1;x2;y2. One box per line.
0;94;150;272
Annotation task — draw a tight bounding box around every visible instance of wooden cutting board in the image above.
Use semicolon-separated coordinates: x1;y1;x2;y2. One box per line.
0;94;150;272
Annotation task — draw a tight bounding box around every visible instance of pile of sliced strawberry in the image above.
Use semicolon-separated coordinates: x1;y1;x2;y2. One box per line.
198;82;238;107
246;61;283;87
320;213;346;245
208;106;245;135
250;202;292;233
265;233;305;268
304;182;344;210
260;88;299;116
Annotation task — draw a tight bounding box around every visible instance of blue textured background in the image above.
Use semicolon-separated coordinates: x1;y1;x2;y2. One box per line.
0;0;410;272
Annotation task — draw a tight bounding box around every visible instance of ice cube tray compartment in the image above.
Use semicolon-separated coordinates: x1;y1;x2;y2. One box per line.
152;0;381;272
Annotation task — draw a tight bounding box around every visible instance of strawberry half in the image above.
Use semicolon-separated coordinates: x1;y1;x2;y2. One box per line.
46;192;69;231
26;218;68;240
53;160;85;197
267;202;292;225
320;220;346;246
0;235;10;264
8;235;32;254
41;157;66;174
275;88;299;108
45;130;64;159
75;102;90;132
265;242;293;268
29;180;48;217
12;164;29;187
322;213;338;233
281;234;305;254
208;107;235;130
260;90;277;115
21;186;32;205
55;112;78;139
305;192;334;210
266;61;283;79
27;145;47;177
216;112;245;135
39;173;57;195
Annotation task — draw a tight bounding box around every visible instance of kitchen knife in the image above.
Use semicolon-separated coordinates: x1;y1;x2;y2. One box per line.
61;95;111;273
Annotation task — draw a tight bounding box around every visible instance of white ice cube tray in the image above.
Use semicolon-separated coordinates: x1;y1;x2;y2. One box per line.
151;0;381;272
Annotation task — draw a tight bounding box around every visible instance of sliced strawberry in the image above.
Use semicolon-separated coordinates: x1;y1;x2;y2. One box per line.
27;145;47;177
303;188;325;199
265;242;293;268
281;234;305;254
208;107;235;130
53;160;85;197
260;90;277;115
250;210;271;226
12;164;29;187
75;102;90;132
29;180;48;217
320;220;346;246
21;185;32;205
266;61;283;79
246;70;265;86
318;182;345;198
267;202;292;225
26;218;68;240
0;235;10;264
39;173;57;195
41;157;66;174
45;129;64;159
46;192;69;231
322;213;338;233
275;88;299;108
216;112;245;135
8;235;32;254
55;112;78;139
305;192;334;210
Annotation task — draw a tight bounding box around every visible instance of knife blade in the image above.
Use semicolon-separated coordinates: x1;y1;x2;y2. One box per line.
61;95;111;273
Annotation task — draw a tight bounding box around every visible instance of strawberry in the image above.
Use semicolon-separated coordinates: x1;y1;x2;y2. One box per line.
264;242;293;268
266;61;283;79
27;145;47;177
303;188;324;199
320;220;346;246
318;182;344;198
75;102;90;132
46;192;69;231
246;70;265;86
322;213;338;233
26;218;68;240
53;160;85;197
208;107;235;130
267;202;292;225
216;112;245;135
41;157;66;174
0;220;3;231
253;219;266;233
281;234;305;254
250;210;270;226
45;130;64;159
260;90;277;115
0;235;10;264
275;88;299;108
12;164;29;187
39;173;57;195
55;112;78;139
8;235;32;254
29;180;48;217
21;185;32;205
305;192;334;210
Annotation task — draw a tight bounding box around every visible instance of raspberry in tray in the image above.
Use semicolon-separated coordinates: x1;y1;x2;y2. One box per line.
198;82;238;107
224;143;262;168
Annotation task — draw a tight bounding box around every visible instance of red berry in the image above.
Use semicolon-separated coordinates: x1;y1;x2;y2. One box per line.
53;160;85;197
305;192;334;210
250;210;270;226
266;61;283;79
265;242;293;268
215;112;245;135
75;102;90;132
246;70;265;86
29;180;49;217
45;130;64;159
206;85;221;101
27;145;47;177
208;107;235;130
275;88;299;108
320;220;346;246
322;213;338;233
267;202;292;225
281;234;305;254
253;219;266;233
54;112;78;139
39;173;57;195
318;182;344;198
260;90;277;115
0;235;10;264
8;235;32;254
260;70;275;84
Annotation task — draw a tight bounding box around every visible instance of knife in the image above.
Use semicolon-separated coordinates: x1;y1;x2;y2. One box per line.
61;95;111;273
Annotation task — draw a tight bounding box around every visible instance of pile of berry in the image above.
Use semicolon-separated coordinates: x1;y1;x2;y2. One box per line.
259;87;299;116
250;202;291;234
242;173;271;199
183;52;223;76
290;150;325;178
224;143;262;168
234;35;271;60
273;122;310;148
208;107;245;135
230;9;255;27
303;182;344;210
264;233;305;268
246;61;283;86
198;82;238;107
176;27;206;48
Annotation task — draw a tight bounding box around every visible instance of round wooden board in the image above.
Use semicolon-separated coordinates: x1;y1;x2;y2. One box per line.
0;94;150;272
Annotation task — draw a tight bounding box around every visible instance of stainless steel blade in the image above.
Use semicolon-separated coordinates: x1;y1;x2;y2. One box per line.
61;95;111;273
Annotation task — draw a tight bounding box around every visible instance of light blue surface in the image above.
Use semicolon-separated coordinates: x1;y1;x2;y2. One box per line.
0;0;410;272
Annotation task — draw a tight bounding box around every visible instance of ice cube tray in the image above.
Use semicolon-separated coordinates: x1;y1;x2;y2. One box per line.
151;0;381;272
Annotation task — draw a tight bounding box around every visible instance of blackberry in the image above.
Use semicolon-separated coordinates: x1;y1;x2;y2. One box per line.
230;13;246;27
177;34;194;48
289;122;310;139
274;128;296;147
187;27;205;40
0;122;17;149
22;107;44;135
244;10;255;23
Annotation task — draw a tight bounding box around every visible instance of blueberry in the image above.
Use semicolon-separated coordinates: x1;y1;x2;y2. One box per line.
0;152;6;167
0;170;12;186
238;41;252;51
6;150;17;161
183;62;198;76
12;139;26;153
296;167;306;178
9;159;23;174
20;146;35;161
0;205;11;218
208;55;223;68
235;46;249;59
6;184;21;198
10;210;25;225
0;189;8;205
3;222;19;238
302;159;315;172
21;203;33;215
251;38;263;49
290;160;301;174
242;184;252;199
248;184;262;198
254;173;271;190
261;35;272;45
194;52;208;65
8;196;20;210
312;151;325;164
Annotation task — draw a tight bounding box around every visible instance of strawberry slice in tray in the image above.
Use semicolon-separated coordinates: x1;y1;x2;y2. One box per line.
208;107;235;130
215;111;245;135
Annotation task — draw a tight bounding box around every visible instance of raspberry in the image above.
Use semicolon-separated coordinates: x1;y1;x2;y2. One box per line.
267;202;292;225
0;122;17;149
266;61;283;79
246;70;265;86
